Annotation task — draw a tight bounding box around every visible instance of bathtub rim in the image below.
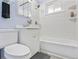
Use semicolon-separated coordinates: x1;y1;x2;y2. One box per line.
40;37;78;48
40;40;78;48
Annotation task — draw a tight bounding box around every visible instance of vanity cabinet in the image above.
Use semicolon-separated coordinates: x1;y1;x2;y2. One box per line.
20;29;40;56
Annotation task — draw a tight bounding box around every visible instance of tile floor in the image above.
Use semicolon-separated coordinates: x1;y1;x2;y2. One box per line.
31;52;50;59
31;52;63;59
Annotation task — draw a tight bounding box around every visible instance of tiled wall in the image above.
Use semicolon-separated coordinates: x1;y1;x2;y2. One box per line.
39;0;77;40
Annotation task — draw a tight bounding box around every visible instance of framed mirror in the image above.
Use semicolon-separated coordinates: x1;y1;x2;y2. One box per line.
17;0;32;17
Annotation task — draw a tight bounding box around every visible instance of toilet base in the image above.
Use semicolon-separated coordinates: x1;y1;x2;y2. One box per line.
4;52;31;59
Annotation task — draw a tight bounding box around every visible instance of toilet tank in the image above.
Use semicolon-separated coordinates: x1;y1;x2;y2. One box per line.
0;30;17;48
20;29;40;56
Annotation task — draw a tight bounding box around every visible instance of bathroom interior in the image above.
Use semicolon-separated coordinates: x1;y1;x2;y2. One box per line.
0;0;78;59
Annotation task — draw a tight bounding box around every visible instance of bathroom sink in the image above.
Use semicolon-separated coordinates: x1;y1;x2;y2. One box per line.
24;25;40;29
15;24;40;29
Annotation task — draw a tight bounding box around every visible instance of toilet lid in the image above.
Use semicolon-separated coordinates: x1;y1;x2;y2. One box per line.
4;44;30;56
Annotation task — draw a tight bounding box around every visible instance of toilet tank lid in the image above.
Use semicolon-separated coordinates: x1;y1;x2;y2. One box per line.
4;44;30;56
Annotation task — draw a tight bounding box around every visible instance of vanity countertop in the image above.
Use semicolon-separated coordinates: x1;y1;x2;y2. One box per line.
0;29;18;32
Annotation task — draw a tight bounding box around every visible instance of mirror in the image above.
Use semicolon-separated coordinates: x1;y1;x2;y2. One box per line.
17;0;32;17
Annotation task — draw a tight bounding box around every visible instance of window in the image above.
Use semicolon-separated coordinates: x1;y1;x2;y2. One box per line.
48;5;62;14
45;1;63;15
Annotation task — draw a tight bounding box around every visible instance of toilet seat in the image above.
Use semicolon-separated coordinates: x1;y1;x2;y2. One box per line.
4;44;30;56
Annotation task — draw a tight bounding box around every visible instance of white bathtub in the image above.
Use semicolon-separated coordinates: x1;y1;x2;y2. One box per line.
40;37;78;59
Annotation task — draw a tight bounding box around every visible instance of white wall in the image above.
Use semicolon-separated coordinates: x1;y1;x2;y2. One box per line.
0;0;30;28
39;0;78;40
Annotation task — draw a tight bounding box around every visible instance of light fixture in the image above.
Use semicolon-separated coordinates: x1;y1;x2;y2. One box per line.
28;0;32;2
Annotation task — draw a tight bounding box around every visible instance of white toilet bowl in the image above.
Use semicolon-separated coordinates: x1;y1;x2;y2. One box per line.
4;44;31;59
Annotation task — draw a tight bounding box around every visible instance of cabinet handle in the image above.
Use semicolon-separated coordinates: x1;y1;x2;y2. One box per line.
33;36;36;38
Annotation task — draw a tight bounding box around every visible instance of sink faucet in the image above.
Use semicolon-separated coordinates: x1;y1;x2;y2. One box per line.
27;19;32;24
23;19;32;27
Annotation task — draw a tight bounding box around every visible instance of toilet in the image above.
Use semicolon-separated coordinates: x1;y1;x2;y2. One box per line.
4;44;31;59
3;29;40;59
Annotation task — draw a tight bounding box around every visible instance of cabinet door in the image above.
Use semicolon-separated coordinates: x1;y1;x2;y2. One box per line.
20;29;40;56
